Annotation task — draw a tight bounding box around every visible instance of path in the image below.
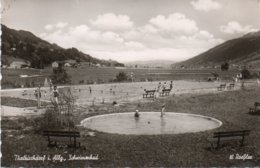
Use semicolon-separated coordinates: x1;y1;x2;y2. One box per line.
1;106;44;117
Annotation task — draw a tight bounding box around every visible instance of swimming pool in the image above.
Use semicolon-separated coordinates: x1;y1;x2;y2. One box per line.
81;112;222;135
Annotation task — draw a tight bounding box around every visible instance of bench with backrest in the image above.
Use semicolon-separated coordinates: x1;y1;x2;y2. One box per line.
43;130;80;148
208;130;250;149
22;90;28;96
249;102;260;114
227;83;235;90
217;84;226;91
143;90;156;98
160;89;171;97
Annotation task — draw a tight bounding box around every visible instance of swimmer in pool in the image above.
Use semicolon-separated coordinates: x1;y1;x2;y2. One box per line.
135;109;140;118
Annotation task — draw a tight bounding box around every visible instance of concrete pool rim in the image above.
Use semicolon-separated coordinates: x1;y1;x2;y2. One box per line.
80;112;223;135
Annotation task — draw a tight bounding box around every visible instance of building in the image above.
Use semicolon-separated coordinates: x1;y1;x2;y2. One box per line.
52;61;59;68
9;61;30;69
64;63;71;67
64;59;77;65
80;62;92;67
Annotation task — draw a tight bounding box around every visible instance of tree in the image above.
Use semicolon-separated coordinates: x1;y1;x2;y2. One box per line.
116;71;128;82
241;68;251;79
221;62;229;71
51;63;71;84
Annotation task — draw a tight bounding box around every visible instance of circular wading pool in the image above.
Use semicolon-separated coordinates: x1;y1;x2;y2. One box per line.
81;112;222;135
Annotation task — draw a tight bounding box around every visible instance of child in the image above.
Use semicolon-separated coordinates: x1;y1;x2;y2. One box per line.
161;103;166;117
170;81;173;90
162;82;167;90
156;82;162;98
53;85;59;104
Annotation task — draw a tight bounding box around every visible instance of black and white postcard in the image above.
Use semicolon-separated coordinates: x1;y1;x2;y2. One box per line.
1;0;260;167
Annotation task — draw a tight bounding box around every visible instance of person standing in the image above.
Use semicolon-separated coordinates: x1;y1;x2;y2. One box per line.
89;86;92;94
170;81;173;90
35;85;42;109
49;79;53;91
53;85;59;104
161;103;166;117
157;82;162;98
162;82;167;90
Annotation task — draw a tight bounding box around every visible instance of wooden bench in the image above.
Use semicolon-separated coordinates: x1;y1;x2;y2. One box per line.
143;90;156;98
217;84;226;91
43;130;80;148
160;89;171;97
227;83;235;90
22;90;28;96
208;130;250;149
249;102;260;115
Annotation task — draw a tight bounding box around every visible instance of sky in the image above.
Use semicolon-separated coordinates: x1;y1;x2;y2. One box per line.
1;0;260;62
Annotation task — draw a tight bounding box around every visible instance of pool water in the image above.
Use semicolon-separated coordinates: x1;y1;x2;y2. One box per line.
81;112;222;135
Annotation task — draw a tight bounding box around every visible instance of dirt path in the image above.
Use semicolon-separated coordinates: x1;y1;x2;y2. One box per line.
1;106;44;117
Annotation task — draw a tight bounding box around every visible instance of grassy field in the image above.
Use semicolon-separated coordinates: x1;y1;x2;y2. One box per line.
1;67;242;88
1;97;49;107
1;85;260;167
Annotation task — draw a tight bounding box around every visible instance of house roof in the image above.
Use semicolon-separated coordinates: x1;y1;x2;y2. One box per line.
64;59;77;64
10;61;30;65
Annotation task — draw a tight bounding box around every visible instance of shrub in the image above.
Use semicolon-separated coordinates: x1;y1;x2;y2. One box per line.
221;62;229;71
51;64;71;84
241;69;251;79
33;89;76;132
116;71;128;82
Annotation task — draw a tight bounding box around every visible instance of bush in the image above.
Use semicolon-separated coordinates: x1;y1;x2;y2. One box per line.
34;90;76;132
221;62;229;71
51;64;71;84
1;81;20;89
251;72;260;78
116;71;128;82
241;69;251;79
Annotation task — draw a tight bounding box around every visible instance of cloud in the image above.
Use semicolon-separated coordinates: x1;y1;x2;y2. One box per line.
44;24;53;31
44;22;68;31
220;21;258;34
148;13;199;35
56;22;68;29
90;13;134;31
102;31;124;43
191;0;221;11
88;48;195;62
124;41;145;50
40;14;223;62
40;24;126;51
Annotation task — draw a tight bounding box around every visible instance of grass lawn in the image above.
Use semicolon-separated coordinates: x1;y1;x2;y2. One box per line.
1;97;49;107
2;67;241;88
1;86;260;167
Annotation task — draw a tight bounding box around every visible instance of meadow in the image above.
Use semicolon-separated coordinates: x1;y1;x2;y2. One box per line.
1;84;260;167
1;67;241;88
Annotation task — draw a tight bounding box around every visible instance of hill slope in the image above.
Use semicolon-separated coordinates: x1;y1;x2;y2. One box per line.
174;31;260;68
1;25;124;68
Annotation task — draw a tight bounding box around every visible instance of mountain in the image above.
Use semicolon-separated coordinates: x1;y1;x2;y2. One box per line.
173;31;260;68
1;25;124;68
125;60;176;68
